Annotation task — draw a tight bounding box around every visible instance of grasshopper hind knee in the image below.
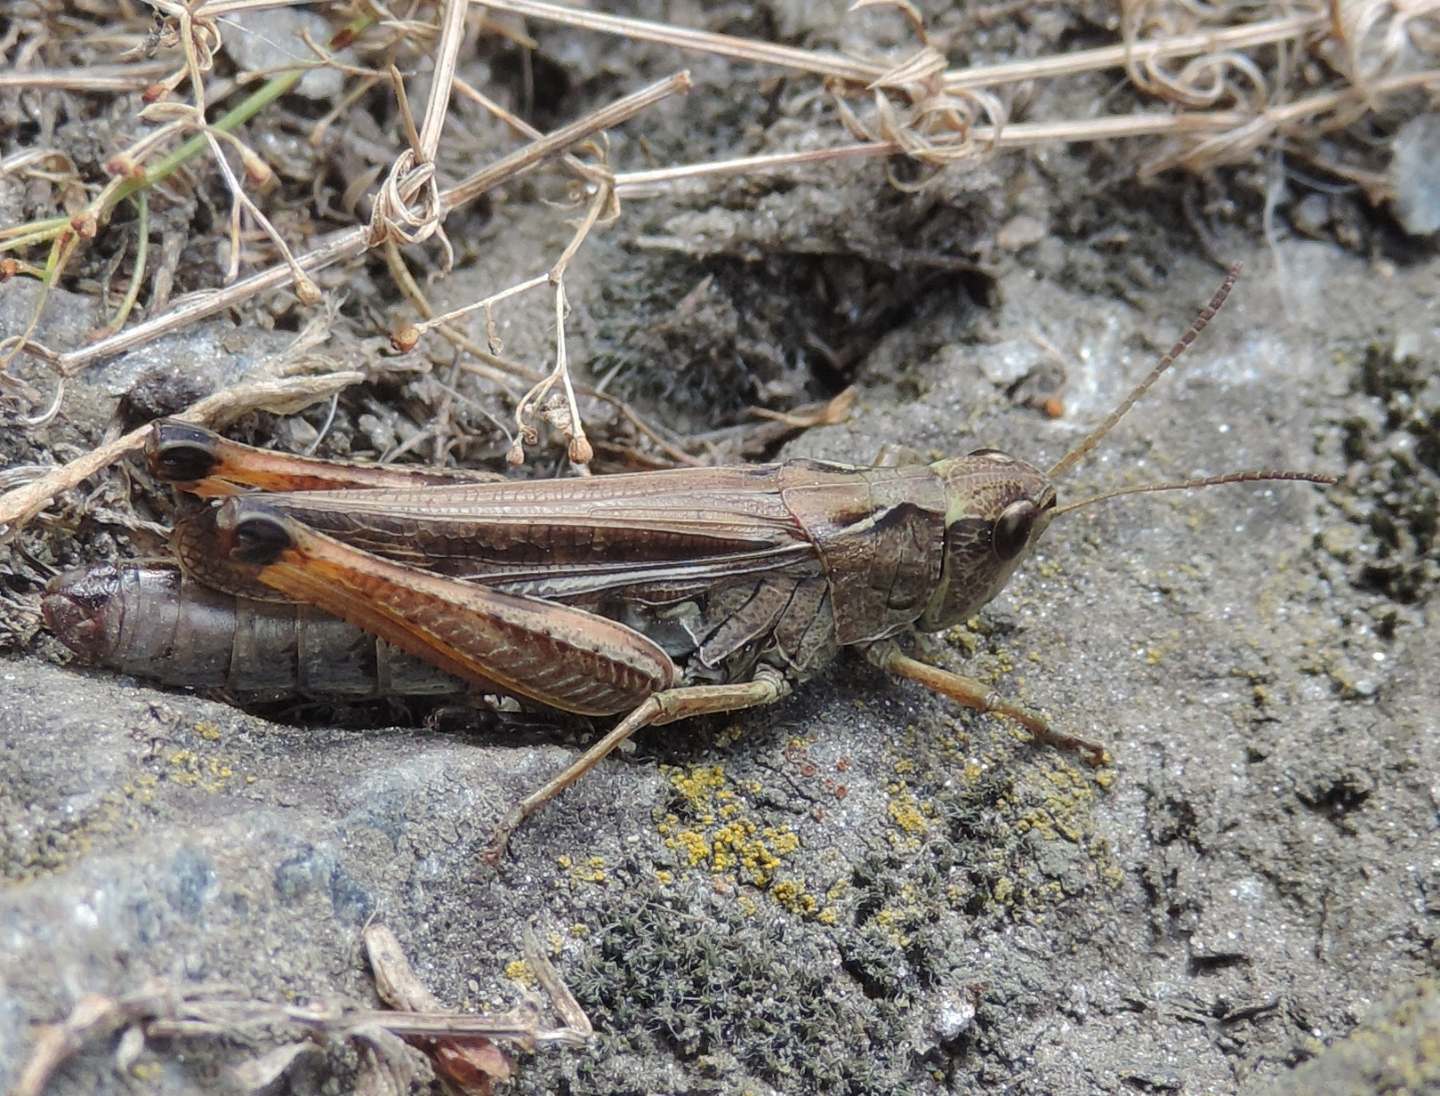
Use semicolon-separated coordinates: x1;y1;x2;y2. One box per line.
147;422;223;484
219;502;296;566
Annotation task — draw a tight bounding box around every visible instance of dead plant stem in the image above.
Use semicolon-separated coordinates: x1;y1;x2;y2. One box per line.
43;72;690;374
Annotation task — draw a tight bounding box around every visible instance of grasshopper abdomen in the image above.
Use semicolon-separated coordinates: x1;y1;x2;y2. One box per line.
44;562;469;702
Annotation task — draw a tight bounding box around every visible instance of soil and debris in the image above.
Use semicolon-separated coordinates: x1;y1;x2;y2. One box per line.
1;3;1436;1094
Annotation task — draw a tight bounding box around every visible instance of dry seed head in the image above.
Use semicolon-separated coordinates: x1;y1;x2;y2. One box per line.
104;153;140;178
241;149;274;188
294;277;322;306
390;323;420;353
568;435;594;465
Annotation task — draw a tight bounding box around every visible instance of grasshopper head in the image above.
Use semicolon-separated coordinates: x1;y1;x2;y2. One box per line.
917;450;1057;631
913;266;1340;632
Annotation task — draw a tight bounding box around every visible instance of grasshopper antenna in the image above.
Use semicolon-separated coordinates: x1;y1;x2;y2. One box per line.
1043;263;1338;508
1050;469;1337;518
1048;263;1241;480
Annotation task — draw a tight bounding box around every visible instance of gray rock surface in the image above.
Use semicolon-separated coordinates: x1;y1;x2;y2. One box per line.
4;240;1437;1094
2;4;1438;1090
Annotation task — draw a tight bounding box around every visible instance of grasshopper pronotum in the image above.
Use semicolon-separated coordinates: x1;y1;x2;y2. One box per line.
44;267;1335;857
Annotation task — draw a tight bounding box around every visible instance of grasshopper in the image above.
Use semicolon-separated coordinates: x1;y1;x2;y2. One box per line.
43;267;1335;858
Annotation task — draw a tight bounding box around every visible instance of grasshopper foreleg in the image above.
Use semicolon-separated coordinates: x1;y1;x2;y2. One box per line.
865;641;1109;768
483;670;791;863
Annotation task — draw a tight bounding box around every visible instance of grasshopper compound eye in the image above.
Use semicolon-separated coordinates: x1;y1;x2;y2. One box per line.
992;499;1039;562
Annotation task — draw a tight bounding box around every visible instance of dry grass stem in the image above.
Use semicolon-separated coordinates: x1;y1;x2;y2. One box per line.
401;271;551;348
501;180;615;466
193;0;326;18
366;0;467;255
438;72;686;212
96;190;150;337
364;922;515;1088
479;0;880;84
451;75;610;186
15;928;591;1096
475;0;1329;94
381;251;702;468
611;111;1244;192
477;0;1434;180
0;372;364;539
38;72;690;376
379;240;530;391
0;63;173;91
371;63;447;255
748;387;858;429
418;0;467;161
948;11;1328;89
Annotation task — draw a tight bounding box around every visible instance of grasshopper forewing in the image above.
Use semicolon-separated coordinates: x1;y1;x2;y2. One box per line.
46;266;1337;859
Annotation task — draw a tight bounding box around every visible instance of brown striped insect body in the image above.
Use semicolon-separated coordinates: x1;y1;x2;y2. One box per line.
44;268;1335;857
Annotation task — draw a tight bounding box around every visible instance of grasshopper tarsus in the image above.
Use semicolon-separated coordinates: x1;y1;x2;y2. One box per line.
1025;725;1109;769
481;807;527;868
